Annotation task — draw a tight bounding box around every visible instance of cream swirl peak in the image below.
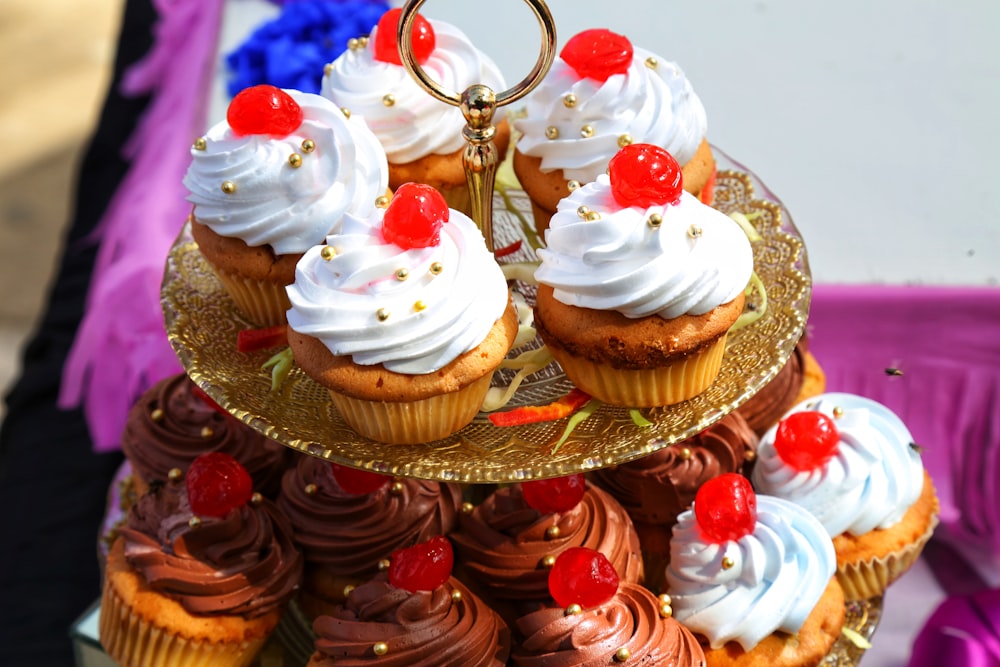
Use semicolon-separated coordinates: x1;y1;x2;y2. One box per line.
286;201;509;375
665;494;836;651
321;18;507;164
751;392;926;537
515;34;706;183
534;173;752;319
184;89;388;255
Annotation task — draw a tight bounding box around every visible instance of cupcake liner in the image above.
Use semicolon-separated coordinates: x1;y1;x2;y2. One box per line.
548;335;728;407
211;266;291;327
328;373;494;444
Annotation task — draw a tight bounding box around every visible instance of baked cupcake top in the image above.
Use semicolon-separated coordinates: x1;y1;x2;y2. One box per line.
750;392;926;538
184;85;388;254
534;145;752;319
665;474;835;651
515;29;707;183
286;183;509;374
277;455;462;576
118;454;302;619
120;373;287;496
320;9;507;164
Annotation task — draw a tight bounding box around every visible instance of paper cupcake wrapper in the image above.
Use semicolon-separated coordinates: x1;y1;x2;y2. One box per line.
211;266;290;328
836;512;939;601
549;335;728;407
100;581;270;667
328;373;494;445
271;600;315;667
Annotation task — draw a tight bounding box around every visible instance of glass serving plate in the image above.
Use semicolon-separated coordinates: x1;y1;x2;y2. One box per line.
161;149;811;482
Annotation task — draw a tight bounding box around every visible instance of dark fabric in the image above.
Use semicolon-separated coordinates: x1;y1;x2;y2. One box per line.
0;1;156;664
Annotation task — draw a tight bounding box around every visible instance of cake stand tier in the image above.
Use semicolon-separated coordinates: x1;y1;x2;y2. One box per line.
162;149;811;483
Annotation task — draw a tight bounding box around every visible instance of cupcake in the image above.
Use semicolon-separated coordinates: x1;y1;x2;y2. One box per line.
185;84;389;326
665;474;844;667
511;547;706;666
321;8;510;215
450;475;644;624
734;338;810;437
100;453;303;667
308;536;510;666
286;183;518;444
276;455;462;619
589;412;759;592
120;372;289;499
533;144;753;407
513;28;713;235
750;392;939;600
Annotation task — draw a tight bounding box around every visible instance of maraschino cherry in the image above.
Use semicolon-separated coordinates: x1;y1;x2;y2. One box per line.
521;474;586;514
373;8;436;66
382;182;450;249
330;463;391;495
388;536;454;593
226;85;303;137
693;473;757;544
186;452;253;517
560;29;633;82
548;547;620;609
608;143;684;208
773;411;840;472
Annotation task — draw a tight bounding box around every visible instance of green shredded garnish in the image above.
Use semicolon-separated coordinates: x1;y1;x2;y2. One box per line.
497;184;545;251
728;211;763;242
731;271;768;332
261;347;294;392
501;261;541;285
841;627;872;650
629;409;653;428
482;347;554;412
551;399;601;454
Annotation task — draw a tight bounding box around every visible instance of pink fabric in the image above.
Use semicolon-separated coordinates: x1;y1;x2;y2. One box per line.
59;0;224;451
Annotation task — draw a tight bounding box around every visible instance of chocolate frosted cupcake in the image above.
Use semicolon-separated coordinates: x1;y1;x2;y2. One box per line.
121;373;289;499
450;476;643;623
277;455;463;619
734;338;826;437
589;412;758;592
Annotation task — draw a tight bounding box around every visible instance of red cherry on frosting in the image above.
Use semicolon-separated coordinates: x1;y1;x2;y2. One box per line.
226;85;303;137
773;411;840;472
382;182;450;249
521;474;586;514
389;535;454;593
374;8;436;66
560;29;633;83
330;463;391;495
186;452;253;517
548;547;620;609
608;143;684;208
693;473;757;544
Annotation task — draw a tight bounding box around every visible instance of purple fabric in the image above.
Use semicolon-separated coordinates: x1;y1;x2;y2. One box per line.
908;587;1000;667
58;0;224;451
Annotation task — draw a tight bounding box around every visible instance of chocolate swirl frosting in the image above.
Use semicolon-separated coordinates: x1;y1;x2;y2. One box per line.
511;583;705;666
277;456;462;577
311;574;510;666
121;373;288;496
119;481;302;618
735;338;808;436
450;484;643;605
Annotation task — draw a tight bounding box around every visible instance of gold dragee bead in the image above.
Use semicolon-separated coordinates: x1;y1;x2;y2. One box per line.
375;195;390;209
562;93;577;108
429;262;443;275
301;139;316;153
201;426;214;439
580;124;595;138
687;224;703;239
585;211;602;222
343;584;355;597
461;502;475;514
382;94;395;107
151;408;164;422
647;213;663;228
288;153;303;168
615;647;631;662
395;268;409;281
341;107;351;119
722;556;735;570
545;126;559;140
324;63;334;76
833;406;845;418
358;36;369;47
413;300;427;312
451;590;463;602
376;308;390;322
250;492;263;506
542;554;557;568
645;56;658;69
618;133;633;148
577;205;591;219
304;483;318;496
679;447;692;460
545;525;561;540
221;180;237;194
193;137;207;151
567;180;581;191
188;516;202;529
321;246;337;261
660;603;673;618
390;481;405;495
373;642;389;656
658;593;672;605
565;604;583;616
744;449;757;462
377;558;391;571
167;468;183;483
347;38;360;50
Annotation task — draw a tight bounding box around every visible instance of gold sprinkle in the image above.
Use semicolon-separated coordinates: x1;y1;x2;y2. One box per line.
615;647;631;662
341;107;351;119
301;139;316;153
376;308;390;322
542;554;557;568
382;94;395;107
250;492;263;506
167;468;183;483
324;63;334;76
221;180;237;194
193;137;207;151
617;133;633;148
200;426;214;439
343;584;355;597
288;153;303;168
722;556;735;570
321;246;337;261
580;124;595;138
429;262;443;275
567;180;581;191
389;481;405;495
373;642;389;656
377;558;391;571
347;37;360;50
660;603;673;618
413;300;428;312
304;483;318;496
833;406;845;418
375;195;390;209
679;447;692;460
151;408;164;422
577;205;591;219
585;211;601;222
645;56;658;69
658;593;672;606
188;516;202;529
562;93;577;108
647;213;663;228
358;36;369;48
461;502;475;514
687;224;703;239
545;126;559;140
565;603;583;616
545;525;561;540
744;449;757;462
394;268;409;281
451;589;463;603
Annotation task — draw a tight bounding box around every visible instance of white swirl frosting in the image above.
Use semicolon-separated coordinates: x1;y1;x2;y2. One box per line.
534;175;752;319
751;393;925;537
321;20;507;164
184;90;388;255
285;210;509;374
665;495;836;651
515;46;707;183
